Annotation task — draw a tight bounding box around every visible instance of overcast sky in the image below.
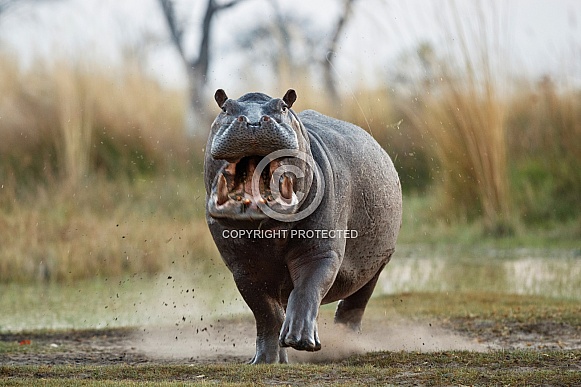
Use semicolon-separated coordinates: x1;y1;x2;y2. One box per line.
1;0;579;94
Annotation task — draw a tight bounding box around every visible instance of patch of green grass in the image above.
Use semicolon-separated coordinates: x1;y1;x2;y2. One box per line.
0;340;63;356
366;292;581;330
399;194;581;248
1;351;580;386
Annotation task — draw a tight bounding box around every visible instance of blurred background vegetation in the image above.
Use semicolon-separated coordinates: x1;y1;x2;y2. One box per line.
0;0;580;283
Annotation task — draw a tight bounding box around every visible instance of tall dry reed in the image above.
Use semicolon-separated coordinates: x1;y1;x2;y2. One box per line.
0;55;192;186
400;3;512;234
0;55;210;283
54;62;95;183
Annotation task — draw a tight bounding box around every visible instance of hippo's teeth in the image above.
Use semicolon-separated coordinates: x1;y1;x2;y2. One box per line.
242;198;251;205
280;175;293;200
217;174;229;205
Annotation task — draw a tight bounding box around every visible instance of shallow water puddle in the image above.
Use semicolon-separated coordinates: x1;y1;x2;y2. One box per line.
378;247;581;300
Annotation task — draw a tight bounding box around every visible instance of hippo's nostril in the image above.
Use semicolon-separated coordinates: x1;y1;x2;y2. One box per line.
262;116;270;122
237;115;246;122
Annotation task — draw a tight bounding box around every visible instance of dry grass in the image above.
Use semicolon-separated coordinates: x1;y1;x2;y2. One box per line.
0;54;218;282
0;175;215;282
414;75;511;233
1;21;580;283
390;4;512;234
0;54;194;185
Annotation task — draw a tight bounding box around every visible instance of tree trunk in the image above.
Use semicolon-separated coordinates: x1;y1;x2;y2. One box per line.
323;0;357;102
158;0;246;134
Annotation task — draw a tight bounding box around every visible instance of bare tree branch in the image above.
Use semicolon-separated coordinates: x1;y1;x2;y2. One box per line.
0;0;17;14
157;0;186;63
0;0;58;16
157;0;249;130
323;0;358;100
216;0;244;11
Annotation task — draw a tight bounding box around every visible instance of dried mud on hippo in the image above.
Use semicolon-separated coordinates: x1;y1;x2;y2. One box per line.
204;89;402;363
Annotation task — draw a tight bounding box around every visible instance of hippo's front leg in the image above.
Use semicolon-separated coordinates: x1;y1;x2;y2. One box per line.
279;252;340;351
233;275;288;364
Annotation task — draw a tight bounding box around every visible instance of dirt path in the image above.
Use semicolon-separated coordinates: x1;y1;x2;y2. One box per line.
1;315;579;366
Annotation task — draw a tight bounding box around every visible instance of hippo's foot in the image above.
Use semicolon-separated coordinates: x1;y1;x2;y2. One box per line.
278;313;322;352
279;327;321;351
249;346;288;364
334;302;364;332
333;261;390;333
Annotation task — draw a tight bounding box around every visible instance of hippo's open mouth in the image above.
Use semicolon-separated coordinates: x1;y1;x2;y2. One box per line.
208;156;300;221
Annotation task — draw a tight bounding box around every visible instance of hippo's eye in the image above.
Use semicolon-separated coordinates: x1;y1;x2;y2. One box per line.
221;106;227;113
281;105;288;113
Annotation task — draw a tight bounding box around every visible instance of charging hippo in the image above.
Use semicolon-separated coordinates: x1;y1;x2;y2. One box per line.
204;89;402;363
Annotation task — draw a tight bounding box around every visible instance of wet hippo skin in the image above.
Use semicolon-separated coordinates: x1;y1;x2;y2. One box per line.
204;89;402;363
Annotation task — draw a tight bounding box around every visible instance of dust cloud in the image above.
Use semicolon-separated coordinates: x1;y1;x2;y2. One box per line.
290;316;487;363
128;270;487;363
131;311;488;364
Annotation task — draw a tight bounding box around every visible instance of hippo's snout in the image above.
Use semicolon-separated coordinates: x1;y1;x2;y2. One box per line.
207;89;308;222
236;114;272;129
210;113;299;162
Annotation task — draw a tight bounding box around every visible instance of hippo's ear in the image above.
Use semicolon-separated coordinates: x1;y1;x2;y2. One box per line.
214;89;228;108
282;89;297;108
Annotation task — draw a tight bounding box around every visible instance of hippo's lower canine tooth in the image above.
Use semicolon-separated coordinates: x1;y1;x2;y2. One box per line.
217;174;228;205
281;175;293;200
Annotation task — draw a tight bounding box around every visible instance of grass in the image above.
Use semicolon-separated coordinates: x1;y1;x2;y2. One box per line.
507;79;581;225
398;194;581;249
1;354;580;386
1;176;579;284
1;292;580;385
0;54;196;186
1;21;580;283
0;174;214;282
368;292;581;325
396;3;512;235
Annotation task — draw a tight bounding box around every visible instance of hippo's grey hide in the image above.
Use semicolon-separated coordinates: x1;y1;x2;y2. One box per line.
204;90;402;364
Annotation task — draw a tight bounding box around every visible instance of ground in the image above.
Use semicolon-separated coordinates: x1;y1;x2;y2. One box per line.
1;294;580;385
0;317;580;366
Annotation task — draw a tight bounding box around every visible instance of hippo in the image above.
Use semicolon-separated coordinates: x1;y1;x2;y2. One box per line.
204;89;402;364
